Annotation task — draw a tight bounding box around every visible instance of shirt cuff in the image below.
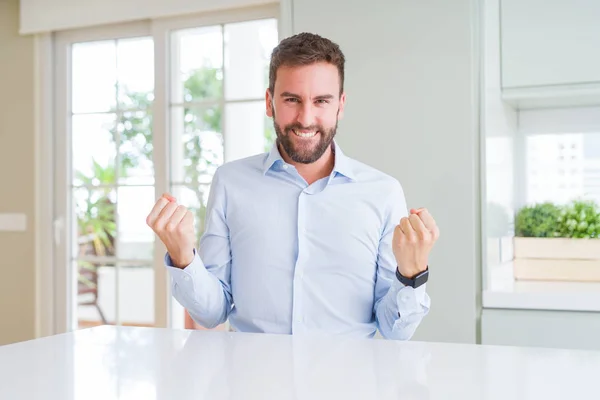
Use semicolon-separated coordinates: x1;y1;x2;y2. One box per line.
390;279;429;318
164;248;207;283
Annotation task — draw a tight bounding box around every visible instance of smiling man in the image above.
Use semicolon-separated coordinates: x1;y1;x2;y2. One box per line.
146;32;438;340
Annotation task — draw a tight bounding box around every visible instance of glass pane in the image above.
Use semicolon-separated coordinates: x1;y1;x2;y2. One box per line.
116;186;155;260
224;18;278;100
170;185;210;244
76;260;116;329
118;110;154;185
117;37;154;109
117;262;155;327
72;114;117;186
526;134;586;205
172;25;223;103
73;187;117;260
72;41;117;113
225;101;267;161
170;106;224;184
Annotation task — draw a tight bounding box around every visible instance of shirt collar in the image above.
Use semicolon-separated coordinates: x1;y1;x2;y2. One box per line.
262;140;356;181
331;141;356;181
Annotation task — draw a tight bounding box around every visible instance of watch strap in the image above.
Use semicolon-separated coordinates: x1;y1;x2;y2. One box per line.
396;266;429;288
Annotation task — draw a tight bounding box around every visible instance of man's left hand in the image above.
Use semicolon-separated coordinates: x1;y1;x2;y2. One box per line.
392;208;440;278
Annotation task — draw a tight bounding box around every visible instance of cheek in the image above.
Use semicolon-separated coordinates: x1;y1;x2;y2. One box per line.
274;107;295;125
318;109;339;127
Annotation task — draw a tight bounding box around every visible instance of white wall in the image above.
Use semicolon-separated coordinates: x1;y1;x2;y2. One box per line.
291;0;481;344
19;0;276;34
0;0;36;346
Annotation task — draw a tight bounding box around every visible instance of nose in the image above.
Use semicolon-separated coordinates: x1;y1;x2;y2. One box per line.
296;102;315;128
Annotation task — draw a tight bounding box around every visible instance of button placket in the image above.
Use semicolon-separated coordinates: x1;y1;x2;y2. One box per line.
292;190;308;332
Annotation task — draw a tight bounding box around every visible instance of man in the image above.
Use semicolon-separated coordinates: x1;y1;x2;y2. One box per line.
146;32;439;340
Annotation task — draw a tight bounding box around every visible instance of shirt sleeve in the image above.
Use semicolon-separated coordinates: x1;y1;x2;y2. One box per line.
373;180;431;340
165;167;233;329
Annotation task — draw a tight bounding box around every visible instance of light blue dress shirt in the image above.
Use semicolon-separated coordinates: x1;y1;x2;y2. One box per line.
166;141;430;339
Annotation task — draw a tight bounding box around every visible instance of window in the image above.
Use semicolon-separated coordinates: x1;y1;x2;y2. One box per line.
53;7;279;333
483;104;600;311
526;133;598;206
69;36;156;330
167;18;278;330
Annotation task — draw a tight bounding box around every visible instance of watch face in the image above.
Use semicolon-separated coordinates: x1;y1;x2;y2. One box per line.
414;270;429;287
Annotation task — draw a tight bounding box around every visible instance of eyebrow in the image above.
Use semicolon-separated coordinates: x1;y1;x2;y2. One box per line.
280;92;335;101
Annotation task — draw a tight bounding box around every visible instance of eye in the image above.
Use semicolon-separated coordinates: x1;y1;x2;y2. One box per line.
285;98;299;103
315;99;329;104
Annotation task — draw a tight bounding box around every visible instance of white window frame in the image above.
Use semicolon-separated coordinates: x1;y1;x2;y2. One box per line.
36;3;286;336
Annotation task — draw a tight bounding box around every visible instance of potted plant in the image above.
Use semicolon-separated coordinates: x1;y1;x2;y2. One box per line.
513;200;600;282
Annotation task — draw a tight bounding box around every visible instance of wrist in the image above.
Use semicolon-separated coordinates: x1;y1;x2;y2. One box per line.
170;249;194;269
397;264;426;279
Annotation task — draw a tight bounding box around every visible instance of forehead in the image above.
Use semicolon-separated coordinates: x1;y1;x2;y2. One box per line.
274;62;340;95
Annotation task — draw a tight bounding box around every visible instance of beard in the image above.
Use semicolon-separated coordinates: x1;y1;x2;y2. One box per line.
272;109;339;164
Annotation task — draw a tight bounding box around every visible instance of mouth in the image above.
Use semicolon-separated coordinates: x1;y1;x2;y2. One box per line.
292;129;319;138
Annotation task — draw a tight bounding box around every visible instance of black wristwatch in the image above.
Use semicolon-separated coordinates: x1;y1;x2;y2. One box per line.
396;266;429;288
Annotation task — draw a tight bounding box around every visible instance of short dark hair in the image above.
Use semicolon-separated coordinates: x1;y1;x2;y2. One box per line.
268;32;345;96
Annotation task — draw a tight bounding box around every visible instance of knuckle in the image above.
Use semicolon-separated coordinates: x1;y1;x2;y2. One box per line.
176;222;188;234
150;220;160;231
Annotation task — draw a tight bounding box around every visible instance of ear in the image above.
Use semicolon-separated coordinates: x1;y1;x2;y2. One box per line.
266;88;274;118
337;91;346;120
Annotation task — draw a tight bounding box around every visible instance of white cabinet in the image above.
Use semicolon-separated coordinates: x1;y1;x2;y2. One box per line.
501;0;600;89
482;309;600;351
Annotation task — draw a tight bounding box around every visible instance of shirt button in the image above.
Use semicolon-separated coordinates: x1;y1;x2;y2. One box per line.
283;164;289;170
184;276;190;282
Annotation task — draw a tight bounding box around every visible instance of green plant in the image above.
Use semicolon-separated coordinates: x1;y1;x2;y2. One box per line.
515;202;561;238
75;160;117;290
556;200;600;238
76;160;117;256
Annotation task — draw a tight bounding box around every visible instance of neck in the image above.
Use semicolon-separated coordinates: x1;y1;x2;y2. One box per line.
279;142;335;185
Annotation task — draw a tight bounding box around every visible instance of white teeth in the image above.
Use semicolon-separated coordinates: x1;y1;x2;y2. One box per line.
293;130;317;138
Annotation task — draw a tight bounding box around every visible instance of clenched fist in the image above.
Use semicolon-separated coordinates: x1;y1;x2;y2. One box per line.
146;193;196;269
392;208;440;278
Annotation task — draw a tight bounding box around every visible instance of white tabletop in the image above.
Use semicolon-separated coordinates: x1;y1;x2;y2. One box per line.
1;326;599;400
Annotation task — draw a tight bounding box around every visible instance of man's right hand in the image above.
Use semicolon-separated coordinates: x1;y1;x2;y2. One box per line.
146;193;196;269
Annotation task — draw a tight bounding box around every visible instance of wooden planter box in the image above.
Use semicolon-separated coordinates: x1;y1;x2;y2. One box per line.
513;237;600;282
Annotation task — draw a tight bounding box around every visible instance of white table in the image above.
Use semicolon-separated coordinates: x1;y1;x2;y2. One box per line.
1;326;599;399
